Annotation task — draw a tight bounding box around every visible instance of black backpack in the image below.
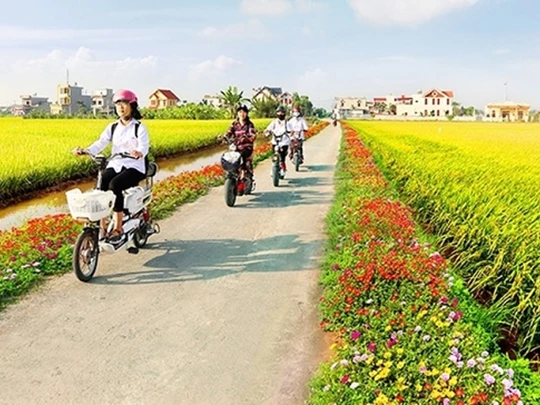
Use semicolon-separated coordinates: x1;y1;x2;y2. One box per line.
111;121;150;174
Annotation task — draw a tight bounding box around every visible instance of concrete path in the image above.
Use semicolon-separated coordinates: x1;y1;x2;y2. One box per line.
0;123;341;405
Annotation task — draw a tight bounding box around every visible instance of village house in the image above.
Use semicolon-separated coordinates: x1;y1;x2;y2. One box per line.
202;94;223;108
50;83;92;115
252;87;293;106
91;89;114;116
484;101;530;122
149;89;180;110
333;97;371;119
372;89;455;117
11;94;51;116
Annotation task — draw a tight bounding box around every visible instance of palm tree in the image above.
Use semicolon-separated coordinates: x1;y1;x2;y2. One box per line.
219;86;249;118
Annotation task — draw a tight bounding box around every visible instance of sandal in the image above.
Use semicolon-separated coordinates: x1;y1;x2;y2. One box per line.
107;229;124;243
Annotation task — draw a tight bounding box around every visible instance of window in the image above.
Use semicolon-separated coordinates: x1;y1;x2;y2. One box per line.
437;110;440;116
425;99;428;105
425;110;428;116
437;99;440;105
98;100;102;105
447;98;450;105
432;99;435;105
151;100;157;106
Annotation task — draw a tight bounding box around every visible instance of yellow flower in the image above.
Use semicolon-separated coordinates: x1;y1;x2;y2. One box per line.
374;394;390;405
449;377;458;387
369;370;378;378
432;368;440;375
384;351;392;359
415;384;423;392
443;389;455;398
377;360;384;366
397;361;405;369
396;348;404;355
330;343;337;351
366;356;374;365
436;320;445;328
417;310;428;319
385;325;392;332
430;316;438;323
431;390;443;400
375;367;390;381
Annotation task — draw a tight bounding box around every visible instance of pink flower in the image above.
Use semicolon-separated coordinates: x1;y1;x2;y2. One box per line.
351;330;361;340
441;373;450;382
367;342;376;352
484;374;495;385
341;375;350;384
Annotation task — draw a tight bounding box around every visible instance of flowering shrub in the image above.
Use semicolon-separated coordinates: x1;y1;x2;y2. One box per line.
309;124;540;404
0;121;329;307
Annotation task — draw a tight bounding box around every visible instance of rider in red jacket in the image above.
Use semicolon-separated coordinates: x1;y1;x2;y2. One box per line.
223;104;257;176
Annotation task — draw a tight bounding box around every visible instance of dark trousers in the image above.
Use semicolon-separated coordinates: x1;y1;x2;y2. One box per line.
278;145;289;164
239;147;253;174
100;168;146;212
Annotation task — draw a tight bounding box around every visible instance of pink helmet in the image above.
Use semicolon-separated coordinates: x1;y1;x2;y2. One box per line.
113;89;138;104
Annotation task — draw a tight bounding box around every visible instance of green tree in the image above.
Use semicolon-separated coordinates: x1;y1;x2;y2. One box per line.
291;92;314;116
219;86;249;118
251;97;280;118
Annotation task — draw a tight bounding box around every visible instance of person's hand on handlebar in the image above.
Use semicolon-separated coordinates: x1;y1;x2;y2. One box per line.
130;150;143;159
72;147;88;156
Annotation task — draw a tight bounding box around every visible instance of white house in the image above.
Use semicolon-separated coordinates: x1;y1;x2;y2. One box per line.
202;94;223;108
333;97;371;119
91;89;114;116
374;89;455;117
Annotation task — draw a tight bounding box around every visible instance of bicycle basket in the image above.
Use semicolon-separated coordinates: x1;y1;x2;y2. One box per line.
221;151;241;172
66;188;115;221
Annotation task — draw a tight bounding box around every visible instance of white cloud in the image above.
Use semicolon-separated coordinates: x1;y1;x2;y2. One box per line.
346;0;478;27
189;55;242;80
299;68;327;84
0;25;177;44
302;26;312;36
240;0;325;16
13;47;157;74
198;20;269;40
296;0;327;13
241;0;292;16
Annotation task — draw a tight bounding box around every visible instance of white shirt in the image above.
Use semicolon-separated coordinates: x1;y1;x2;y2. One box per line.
288;117;309;140
266;119;293;147
87;119;149;175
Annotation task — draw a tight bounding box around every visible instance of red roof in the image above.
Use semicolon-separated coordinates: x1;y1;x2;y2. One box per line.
442;90;454;98
153;89;179;100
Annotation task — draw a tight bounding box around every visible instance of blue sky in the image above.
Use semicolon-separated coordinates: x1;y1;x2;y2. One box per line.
1;0;539;109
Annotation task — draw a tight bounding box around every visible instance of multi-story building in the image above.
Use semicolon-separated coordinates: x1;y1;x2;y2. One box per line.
374;89;455;117
333;97;371;119
91;89;114;116
11;94;51;116
50;83;92;115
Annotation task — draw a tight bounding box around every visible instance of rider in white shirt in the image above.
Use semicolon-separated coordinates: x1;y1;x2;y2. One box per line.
265;105;292;176
73;89;149;243
288;105;309;163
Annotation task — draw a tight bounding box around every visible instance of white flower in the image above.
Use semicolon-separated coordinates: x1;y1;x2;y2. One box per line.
350;382;360;389
323;385;330;392
366;299;373;305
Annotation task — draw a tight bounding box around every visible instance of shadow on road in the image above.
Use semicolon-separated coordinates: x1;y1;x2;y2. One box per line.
92;234;323;285
304;164;335;172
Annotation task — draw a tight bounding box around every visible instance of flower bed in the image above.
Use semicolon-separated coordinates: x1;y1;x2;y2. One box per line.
309;124;540;404
0;121;329;308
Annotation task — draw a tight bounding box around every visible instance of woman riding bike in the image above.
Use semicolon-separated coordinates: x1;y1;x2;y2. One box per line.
264;105;292;177
73;89;150;244
288;105;309;163
222;104;257;179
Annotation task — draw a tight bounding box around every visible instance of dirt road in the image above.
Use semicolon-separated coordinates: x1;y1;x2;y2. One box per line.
0;124;341;405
